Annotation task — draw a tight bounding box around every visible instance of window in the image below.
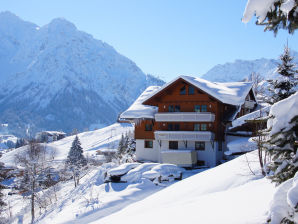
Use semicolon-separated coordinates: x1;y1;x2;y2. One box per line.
195;142;205;150
201;105;207;112
145;140;153;148
194;124;200;131
145;124;152;131
197;160;205;166
180;85;186;95
169;141;178;150
201;124;207;131
194;105;200;112
188;85;195;95
174;105;180;112
168;124;173;131
168;105;174;112
174;124;180;131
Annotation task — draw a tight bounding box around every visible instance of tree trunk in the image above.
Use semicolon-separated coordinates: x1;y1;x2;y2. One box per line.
31;180;35;224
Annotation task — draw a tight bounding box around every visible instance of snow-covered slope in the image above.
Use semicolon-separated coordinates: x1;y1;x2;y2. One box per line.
96;151;276;224
0;12;164;136
0;123;133;167
202;52;298;82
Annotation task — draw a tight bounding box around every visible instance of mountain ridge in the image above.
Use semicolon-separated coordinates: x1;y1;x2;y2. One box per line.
0;11;164;137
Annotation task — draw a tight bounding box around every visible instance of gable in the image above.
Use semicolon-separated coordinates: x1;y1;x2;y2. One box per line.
143;76;253;106
143;78;218;105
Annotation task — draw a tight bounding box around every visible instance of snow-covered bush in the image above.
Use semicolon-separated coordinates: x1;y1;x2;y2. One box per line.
143;164;184;182
106;162;140;182
121;163;158;183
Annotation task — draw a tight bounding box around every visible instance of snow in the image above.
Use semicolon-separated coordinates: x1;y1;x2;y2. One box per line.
231;106;271;128
0;134;17;150
94;151;276;224
3;138;278;224
107;162;140;177
0;123;133;167
121;163;158;182
267;91;298;136
242;0;296;23
0;12;164;136
143;75;253;107
287;172;298;211
120;86;160;119
267;173;298;223
225;136;256;156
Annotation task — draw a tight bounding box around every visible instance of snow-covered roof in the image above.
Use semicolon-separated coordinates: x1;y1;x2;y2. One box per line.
120;86;161;119
231;106;271;129
37;131;66;136
120;76;253;120
143;75;253;106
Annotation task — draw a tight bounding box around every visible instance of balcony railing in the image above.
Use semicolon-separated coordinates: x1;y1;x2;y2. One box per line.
161;150;197;167
154;131;214;141
244;100;256;109
155;112;215;122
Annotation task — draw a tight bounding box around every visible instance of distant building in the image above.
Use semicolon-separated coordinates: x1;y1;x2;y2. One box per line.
119;75;257;168
35;131;66;143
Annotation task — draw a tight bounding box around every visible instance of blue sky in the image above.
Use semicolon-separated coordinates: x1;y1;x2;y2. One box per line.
1;0;297;81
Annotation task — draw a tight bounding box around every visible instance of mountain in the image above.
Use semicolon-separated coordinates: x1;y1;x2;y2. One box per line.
0;12;164;137
202;51;298;82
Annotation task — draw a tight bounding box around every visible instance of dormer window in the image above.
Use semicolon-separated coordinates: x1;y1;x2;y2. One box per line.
188;85;195;95
180;85;186;95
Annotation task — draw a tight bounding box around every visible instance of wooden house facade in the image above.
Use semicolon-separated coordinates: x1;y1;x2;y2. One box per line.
120;76;257;167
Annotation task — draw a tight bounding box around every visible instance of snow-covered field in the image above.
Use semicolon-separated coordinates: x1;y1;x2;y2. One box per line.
6;150;277;224
96;151;276;224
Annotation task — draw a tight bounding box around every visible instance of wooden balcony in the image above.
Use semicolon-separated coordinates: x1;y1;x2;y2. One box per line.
155;112;215;122
154;131;214;141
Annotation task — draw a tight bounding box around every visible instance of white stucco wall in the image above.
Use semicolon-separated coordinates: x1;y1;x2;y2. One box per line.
136;139;225;167
136;139;159;162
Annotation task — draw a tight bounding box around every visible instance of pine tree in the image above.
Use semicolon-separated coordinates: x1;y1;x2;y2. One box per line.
267;45;297;104
266;115;298;184
66;135;87;167
250;0;298;35
65;135;87;187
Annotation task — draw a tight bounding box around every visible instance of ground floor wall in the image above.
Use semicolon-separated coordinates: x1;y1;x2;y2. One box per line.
136;139;226;167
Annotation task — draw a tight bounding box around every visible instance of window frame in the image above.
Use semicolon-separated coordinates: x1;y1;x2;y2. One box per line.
188;85;195;95
195;141;205;151
145;124;152;131
168;105;174;112
194;105;200;112
201;105;208;112
180;85;186;95
201;123;207;131
169;141;178;150
174;105;180;112
194;124;200;131
144;140;153;148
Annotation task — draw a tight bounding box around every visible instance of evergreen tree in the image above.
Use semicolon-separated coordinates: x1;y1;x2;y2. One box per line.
266;115;298;184
247;0;298;35
267;45;297;104
66;135;87;167
65;136;87;187
117;134;126;159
